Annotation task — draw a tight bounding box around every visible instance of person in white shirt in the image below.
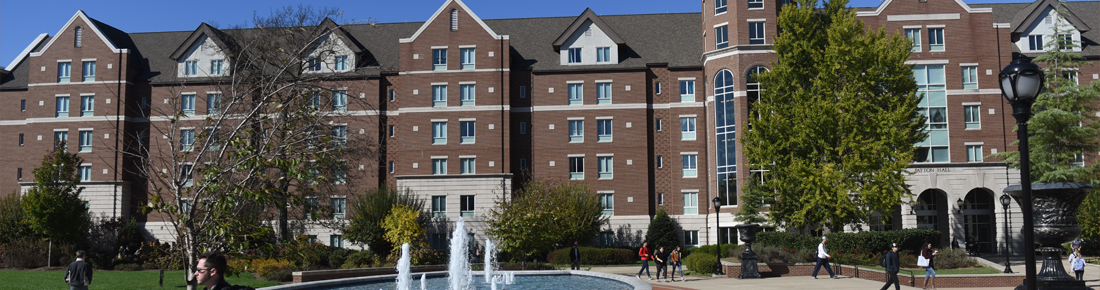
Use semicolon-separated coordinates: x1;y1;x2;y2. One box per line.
811;236;835;279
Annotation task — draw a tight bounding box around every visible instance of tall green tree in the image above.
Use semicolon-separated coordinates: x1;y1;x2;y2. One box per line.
742;0;926;232
989;4;1100;241
645;209;681;251
22;142;90;244
487;179;607;260
344;185;428;256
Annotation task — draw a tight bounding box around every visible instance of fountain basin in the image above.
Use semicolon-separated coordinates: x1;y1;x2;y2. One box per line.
259;270;651;290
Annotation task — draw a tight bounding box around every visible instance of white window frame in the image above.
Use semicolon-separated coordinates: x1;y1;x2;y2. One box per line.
82;61;95;82
79;165;92;182
569;156;585;180
333;90;348;111
80;96;94;117
78;130;93;152
460;158;476;174
568;120;584;142
56;96;70;117
928;28;944;51
599;192;614;215
682;153;698;178
461;84;476;106
432;121;448;144
598;156;613;179
683;192;698;215
680;80;696;102
568;83;583;105
460;120;475;144
433;48;447;70
433;85;448;107
180;129;195;151
749;21;765;44
207;94;222;115
210;60;224;75
596;82;612;104
460;48;475;70
181;94;196;115
680;116;697;140
568;48;582;63
963;105;981;129
460;195;475;217
962;66;978;89
715;0;727;14
966;145;983;162
597;119;612;142
334;55;348;71
432;158;448;175
715;25;729;49
432;196;447;217
596;47;611;63
905;28;921;52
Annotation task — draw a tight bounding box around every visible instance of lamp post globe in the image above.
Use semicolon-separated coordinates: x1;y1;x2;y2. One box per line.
998;57;1043;290
713;197;723;275
1000;193;1014;274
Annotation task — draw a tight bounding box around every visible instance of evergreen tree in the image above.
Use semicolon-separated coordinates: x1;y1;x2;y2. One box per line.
645;209;681;251
21;142;89;244
742;0;926;232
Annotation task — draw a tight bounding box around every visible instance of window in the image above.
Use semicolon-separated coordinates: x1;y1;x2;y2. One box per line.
680;117;696;140
180;129;195;151
715;25;729;49
460;84;475;106
461;158;475;174
520;122;527;134
179;164;194;187
1074;152;1085;167
460;121;475;143
330;235;344;247
433;85;447;107
307;59;321;72
207;94;221;115
333;125;347;147
599;193;614;215
460;195;474;217
388;161;395;174
719;228;738;245
964;105;980;129
658;193;664;205
184;60;199;76
682;154;698;177
1063;71;1079;85
683;192;698;214
432;158;448;175
333;90;347;111
82;61;95;82
21;100;25;112
749;22;765;44
569;157;584;180
913;65;949;162
80;96;94;117
568;83;583;105
460;48;475;70
58;62;71;82
78;131;92;152
1029;35;1044;51
334;56;348;71
19;133;24;147
599;231;614;247
450;9;458;30
1058;34;1073;50
56;97;70;117
596;47;610;63
210;60;223;75
17;168;22;180
747;66;767;131
656;118;663;131
961;66;978;89
679;80;696;102
715;0;727;14
433;49;447;70
569;120;584;142
928;28;944;51
520;86;526;98
520;158;528;171
333;166;346;184
54;131;68;149
304;197;320;220
656;156;663;168
597;119;612;142
79;165;91;182
74;27;82;47
568;48;582;63
598;156;613;179
749;0;763;9
596;83;611;104
966;145;983;162
432;122;447;144
432;196;447;217
655;82;662;94
905;29;921;52
205;128;221;150
181;94;196;115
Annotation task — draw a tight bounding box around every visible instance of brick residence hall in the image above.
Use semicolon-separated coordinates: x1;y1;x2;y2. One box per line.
1;0;1098;254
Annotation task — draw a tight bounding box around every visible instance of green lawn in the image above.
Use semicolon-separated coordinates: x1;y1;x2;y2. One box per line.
0;270;282;290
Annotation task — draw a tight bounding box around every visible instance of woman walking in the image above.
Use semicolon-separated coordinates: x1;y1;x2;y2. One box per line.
920;242;938;290
670;246;684;282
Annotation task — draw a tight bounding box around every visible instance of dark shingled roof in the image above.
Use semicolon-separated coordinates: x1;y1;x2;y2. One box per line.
972;0;1100;56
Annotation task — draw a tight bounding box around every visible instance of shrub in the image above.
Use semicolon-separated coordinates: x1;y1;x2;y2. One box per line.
0;193;32;245
281;235;328;270
252;258;296;282
141;262;161;270
115;263;142;271
496;262;558;271
342;250;374;268
688;243;739;258
546;247;635;265
683;252;717;274
328;249;350;269
752;245;815;263
931;248;977;269
756;228;940;258
0;238;73;268
410;248;446;266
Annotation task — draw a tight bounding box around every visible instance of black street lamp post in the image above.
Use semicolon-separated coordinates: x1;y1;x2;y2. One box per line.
998;57;1044;290
713;197;724;275
1000;193;1014;274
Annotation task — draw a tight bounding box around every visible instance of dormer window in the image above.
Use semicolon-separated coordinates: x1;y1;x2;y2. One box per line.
335;56;348;71
596;47;610;63
1029;35;1044;51
450;9;458;31
210;60;224;75
74;27;82;47
184;61;199;76
307;59;321;72
568;48;582;63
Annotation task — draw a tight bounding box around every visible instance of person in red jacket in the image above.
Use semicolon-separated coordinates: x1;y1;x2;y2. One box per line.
636;241;652;280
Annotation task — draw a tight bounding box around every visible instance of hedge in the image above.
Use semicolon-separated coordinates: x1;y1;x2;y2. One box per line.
547;247;635;265
683;252;717;274
755;228;940;257
685;243;739;258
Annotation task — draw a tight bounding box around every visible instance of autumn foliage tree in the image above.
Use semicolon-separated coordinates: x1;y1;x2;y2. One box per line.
487;179;607;260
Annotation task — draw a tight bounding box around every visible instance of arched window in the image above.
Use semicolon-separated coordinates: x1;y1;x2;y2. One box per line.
714;69;737;206
450;9;458;31
746;66;768;130
75;26;83;47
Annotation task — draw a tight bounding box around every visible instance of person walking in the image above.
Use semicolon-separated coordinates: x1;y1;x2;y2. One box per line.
637;242;652;280
1071;237;1083;254
64;250;93;290
880;243;901;290
811;236;835;279
570;242;581;271
195;252;255;290
654;247;668;282
920;242;938;290
670;246;684;282
1071;248;1085;281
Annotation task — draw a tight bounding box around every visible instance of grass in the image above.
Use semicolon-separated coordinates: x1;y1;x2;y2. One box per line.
0;269;282;290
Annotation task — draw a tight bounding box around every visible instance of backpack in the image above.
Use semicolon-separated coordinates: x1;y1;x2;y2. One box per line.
881;254;888;267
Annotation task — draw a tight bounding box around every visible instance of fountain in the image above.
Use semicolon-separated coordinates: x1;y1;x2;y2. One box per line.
448;218;473;290
396;243;412;290
485;239;495;284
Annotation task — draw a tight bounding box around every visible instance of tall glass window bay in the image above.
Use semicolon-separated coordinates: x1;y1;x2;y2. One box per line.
913;65;949;162
714;70;737;202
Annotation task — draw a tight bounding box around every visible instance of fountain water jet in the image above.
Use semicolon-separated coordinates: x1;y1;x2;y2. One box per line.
447;218;472;290
396;243;412;290
485;238;495;284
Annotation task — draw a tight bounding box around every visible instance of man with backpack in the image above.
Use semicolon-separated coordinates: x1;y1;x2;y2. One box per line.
879;243;901;290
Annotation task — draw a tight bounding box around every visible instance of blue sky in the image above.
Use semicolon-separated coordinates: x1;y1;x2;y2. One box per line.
0;0;1051;68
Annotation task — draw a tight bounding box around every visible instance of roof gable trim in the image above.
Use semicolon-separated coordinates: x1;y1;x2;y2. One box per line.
170;23;234;61
7;33;49;69
399;0;507;43
1010;0;1091;34
856;0;991;17
29;10;127;57
552;8;627;50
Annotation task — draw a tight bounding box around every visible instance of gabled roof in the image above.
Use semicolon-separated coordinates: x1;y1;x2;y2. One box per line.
399;0;506;43
29;10;131;57
310;18;365;54
6;33;49;69
1010;0;1091;34
552;8;626;50
169;23;237;60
